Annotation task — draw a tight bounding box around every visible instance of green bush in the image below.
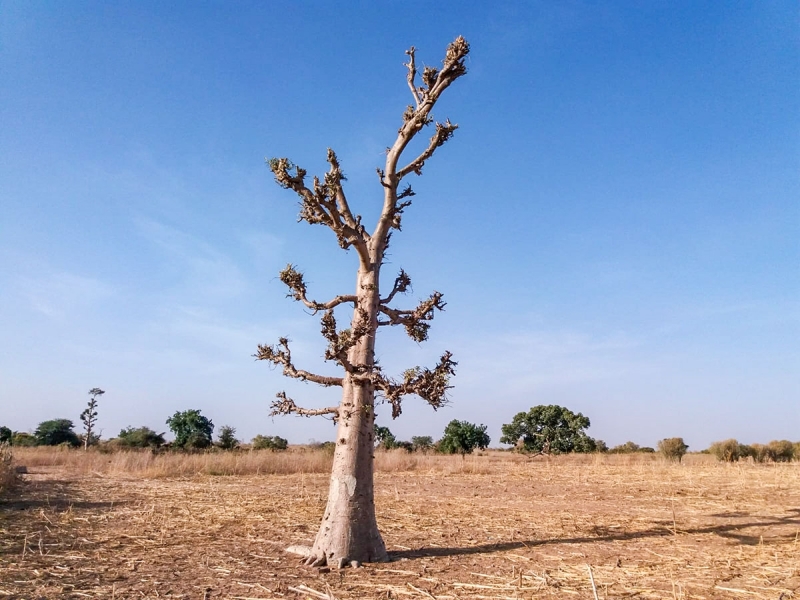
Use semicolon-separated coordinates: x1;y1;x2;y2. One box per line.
11;432;36;447
0;426;12;444
117;426;166;449
658;437;689;462
34;419;80;447
252;435;289;451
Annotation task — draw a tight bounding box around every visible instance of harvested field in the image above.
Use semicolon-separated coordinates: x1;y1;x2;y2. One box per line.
1;451;798;599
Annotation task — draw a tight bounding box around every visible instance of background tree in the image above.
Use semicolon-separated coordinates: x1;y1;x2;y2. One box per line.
166;409;214;449
374;425;398;450
116;426;166;449
35;419;80;447
500;405;596;455
438;420;490;456
251;435;289;451
766;440;794;462
255;37;469;567
657;437;688;462
217;425;239;450
0;427;11;445
80;388;105;450
411;435;434;452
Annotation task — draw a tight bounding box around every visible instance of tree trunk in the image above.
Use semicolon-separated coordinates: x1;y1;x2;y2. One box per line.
306;266;388;566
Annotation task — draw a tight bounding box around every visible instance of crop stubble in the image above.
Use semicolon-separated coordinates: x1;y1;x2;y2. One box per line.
0;454;797;599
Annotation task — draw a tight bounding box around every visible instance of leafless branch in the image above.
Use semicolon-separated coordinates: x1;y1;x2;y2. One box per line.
404;46;422;108
254;337;343;387
397;120;458;178
380;269;412;304
279;265;357;313
270;392;340;419
397;184;415;200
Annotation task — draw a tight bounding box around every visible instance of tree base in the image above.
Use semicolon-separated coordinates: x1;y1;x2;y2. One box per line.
284;543;386;568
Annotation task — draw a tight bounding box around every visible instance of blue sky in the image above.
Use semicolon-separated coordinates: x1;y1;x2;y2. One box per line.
1;1;797;449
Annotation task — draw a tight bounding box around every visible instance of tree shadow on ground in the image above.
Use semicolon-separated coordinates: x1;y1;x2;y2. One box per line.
389;508;800;560
0;476;125;512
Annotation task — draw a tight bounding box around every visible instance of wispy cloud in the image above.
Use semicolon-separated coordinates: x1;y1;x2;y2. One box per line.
20;270;115;319
453;327;651;394
135;217;248;301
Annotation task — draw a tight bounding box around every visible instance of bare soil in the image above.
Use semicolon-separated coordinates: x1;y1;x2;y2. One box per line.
1;458;798;599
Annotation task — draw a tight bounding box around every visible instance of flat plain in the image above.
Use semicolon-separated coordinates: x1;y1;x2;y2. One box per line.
1;450;798;599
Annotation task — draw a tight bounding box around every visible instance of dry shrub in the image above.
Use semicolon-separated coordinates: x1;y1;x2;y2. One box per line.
657;437;688;462
766;439;795;462
0;442;18;495
709;438;746;462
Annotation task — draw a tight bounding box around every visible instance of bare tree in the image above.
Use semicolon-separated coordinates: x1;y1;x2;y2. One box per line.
257;37;469;567
81;388;104;450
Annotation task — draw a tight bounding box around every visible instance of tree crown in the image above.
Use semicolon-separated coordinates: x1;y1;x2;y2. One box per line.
500;404;596;455
439;420;490;455
166;410;214;449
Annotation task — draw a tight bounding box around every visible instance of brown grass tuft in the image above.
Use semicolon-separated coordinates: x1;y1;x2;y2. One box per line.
0;443;18;495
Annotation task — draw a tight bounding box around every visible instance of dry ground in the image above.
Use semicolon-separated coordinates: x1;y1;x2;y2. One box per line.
0;452;798;599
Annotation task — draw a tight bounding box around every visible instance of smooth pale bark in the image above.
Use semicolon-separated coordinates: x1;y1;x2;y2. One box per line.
306;268;388;565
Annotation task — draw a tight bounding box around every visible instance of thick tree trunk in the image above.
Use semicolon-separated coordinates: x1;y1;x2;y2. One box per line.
305;266;388;566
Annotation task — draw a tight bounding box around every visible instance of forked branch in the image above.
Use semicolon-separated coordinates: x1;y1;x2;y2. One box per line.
374;352;457;418
267;149;369;261
384;36;470;181
379;291;446;343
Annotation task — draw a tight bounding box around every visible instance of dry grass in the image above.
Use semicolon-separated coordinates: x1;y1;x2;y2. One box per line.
9;446;712;478
0;444;17;495
1;451;798;599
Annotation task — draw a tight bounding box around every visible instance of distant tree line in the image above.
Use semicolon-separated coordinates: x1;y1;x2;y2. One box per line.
2;400;797;463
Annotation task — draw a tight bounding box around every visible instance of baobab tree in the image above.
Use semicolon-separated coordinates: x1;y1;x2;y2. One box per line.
256;37;469;567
